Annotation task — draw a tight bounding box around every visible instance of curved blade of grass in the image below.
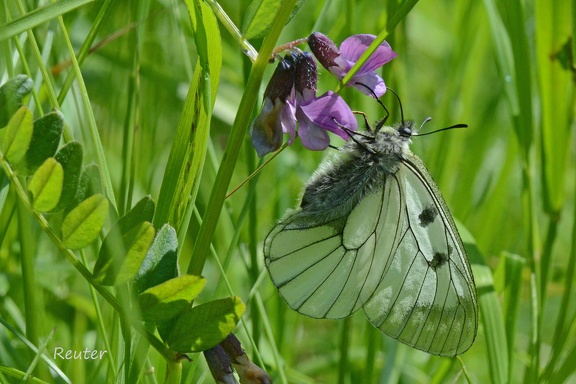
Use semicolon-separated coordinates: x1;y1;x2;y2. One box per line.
0;0;95;42
0;317;71;383
474;264;509;384
496;251;525;382
154;0;221;235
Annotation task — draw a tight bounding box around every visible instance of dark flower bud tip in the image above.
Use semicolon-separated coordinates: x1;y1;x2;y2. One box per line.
308;32;340;70
263;53;297;102
293;50;318;94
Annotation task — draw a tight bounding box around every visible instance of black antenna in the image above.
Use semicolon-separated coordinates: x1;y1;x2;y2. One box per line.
354;83;390;127
385;87;405;124
415;122;468;137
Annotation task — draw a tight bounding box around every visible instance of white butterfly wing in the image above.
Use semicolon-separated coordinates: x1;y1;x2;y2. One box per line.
362;156;478;356
264;175;403;319
264;151;477;356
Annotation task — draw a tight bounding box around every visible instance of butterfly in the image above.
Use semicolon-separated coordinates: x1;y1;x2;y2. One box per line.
263;113;478;357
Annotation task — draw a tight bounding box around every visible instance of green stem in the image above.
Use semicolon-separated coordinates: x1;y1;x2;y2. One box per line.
204;0;258;61
0;157;172;362
187;0;298;275
17;199;41;356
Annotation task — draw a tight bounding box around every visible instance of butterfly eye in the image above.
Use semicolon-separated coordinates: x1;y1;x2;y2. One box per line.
399;124;412;137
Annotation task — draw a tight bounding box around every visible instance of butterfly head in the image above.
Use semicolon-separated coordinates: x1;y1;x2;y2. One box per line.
397;120;415;138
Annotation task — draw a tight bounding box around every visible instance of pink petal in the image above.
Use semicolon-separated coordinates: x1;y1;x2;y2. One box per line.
299;91;357;140
351;72;387;98
297;116;331;151
340;35;397;73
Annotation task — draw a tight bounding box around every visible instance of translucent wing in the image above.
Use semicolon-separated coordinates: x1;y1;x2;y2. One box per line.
264;174;404;319
362;156;478;356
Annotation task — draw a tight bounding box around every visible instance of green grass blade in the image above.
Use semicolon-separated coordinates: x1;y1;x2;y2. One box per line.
0;0;95;41
475;264;509;384
187;0;298;275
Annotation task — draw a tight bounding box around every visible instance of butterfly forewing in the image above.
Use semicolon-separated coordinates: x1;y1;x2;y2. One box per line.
362;158;477;356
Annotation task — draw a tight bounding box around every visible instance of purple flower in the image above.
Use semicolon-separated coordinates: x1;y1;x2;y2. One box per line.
308;32;397;97
250;49;357;157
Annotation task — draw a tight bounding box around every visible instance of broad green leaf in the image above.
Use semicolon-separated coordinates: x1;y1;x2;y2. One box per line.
61;194;108;250
68;163;104;213
27;158;63;212
138;275;206;322
94;222;155;285
1;106;33;164
166;296;245;352
82;163;104;196
94;196;156;285
0;0;96;42
113;222;155;284
54;141;83;211
242;0;306;40
134;223;179;294
0;75;33;128
24;112;64;174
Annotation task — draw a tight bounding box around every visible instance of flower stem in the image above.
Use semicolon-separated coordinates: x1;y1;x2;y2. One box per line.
204;0;258;61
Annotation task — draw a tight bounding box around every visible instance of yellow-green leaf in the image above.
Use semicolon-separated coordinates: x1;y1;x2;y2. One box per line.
27;157;63;212
139;274;206;322
113;222;156;284
61;194;108;250
166;296;245;352
1;106;33;164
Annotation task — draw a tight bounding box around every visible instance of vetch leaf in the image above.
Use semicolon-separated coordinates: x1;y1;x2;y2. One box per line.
166;296;245;352
1;106;33;164
27;157;63;212
0;75;33;127
94;196;156;285
242;0;306;40
94;222;155;285
134;223;179;294
61;194;108;250
114;222;155;284
68;163;104;213
24;111;64;174
54;141;83;211
138;274;206;322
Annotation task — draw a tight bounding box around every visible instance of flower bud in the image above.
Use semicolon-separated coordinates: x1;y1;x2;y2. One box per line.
307;32;340;70
293;50;318;96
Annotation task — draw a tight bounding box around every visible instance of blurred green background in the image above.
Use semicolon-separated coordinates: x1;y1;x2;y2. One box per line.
0;0;574;383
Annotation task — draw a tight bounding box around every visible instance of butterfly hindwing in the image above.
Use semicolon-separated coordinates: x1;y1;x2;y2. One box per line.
264;175;403;319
